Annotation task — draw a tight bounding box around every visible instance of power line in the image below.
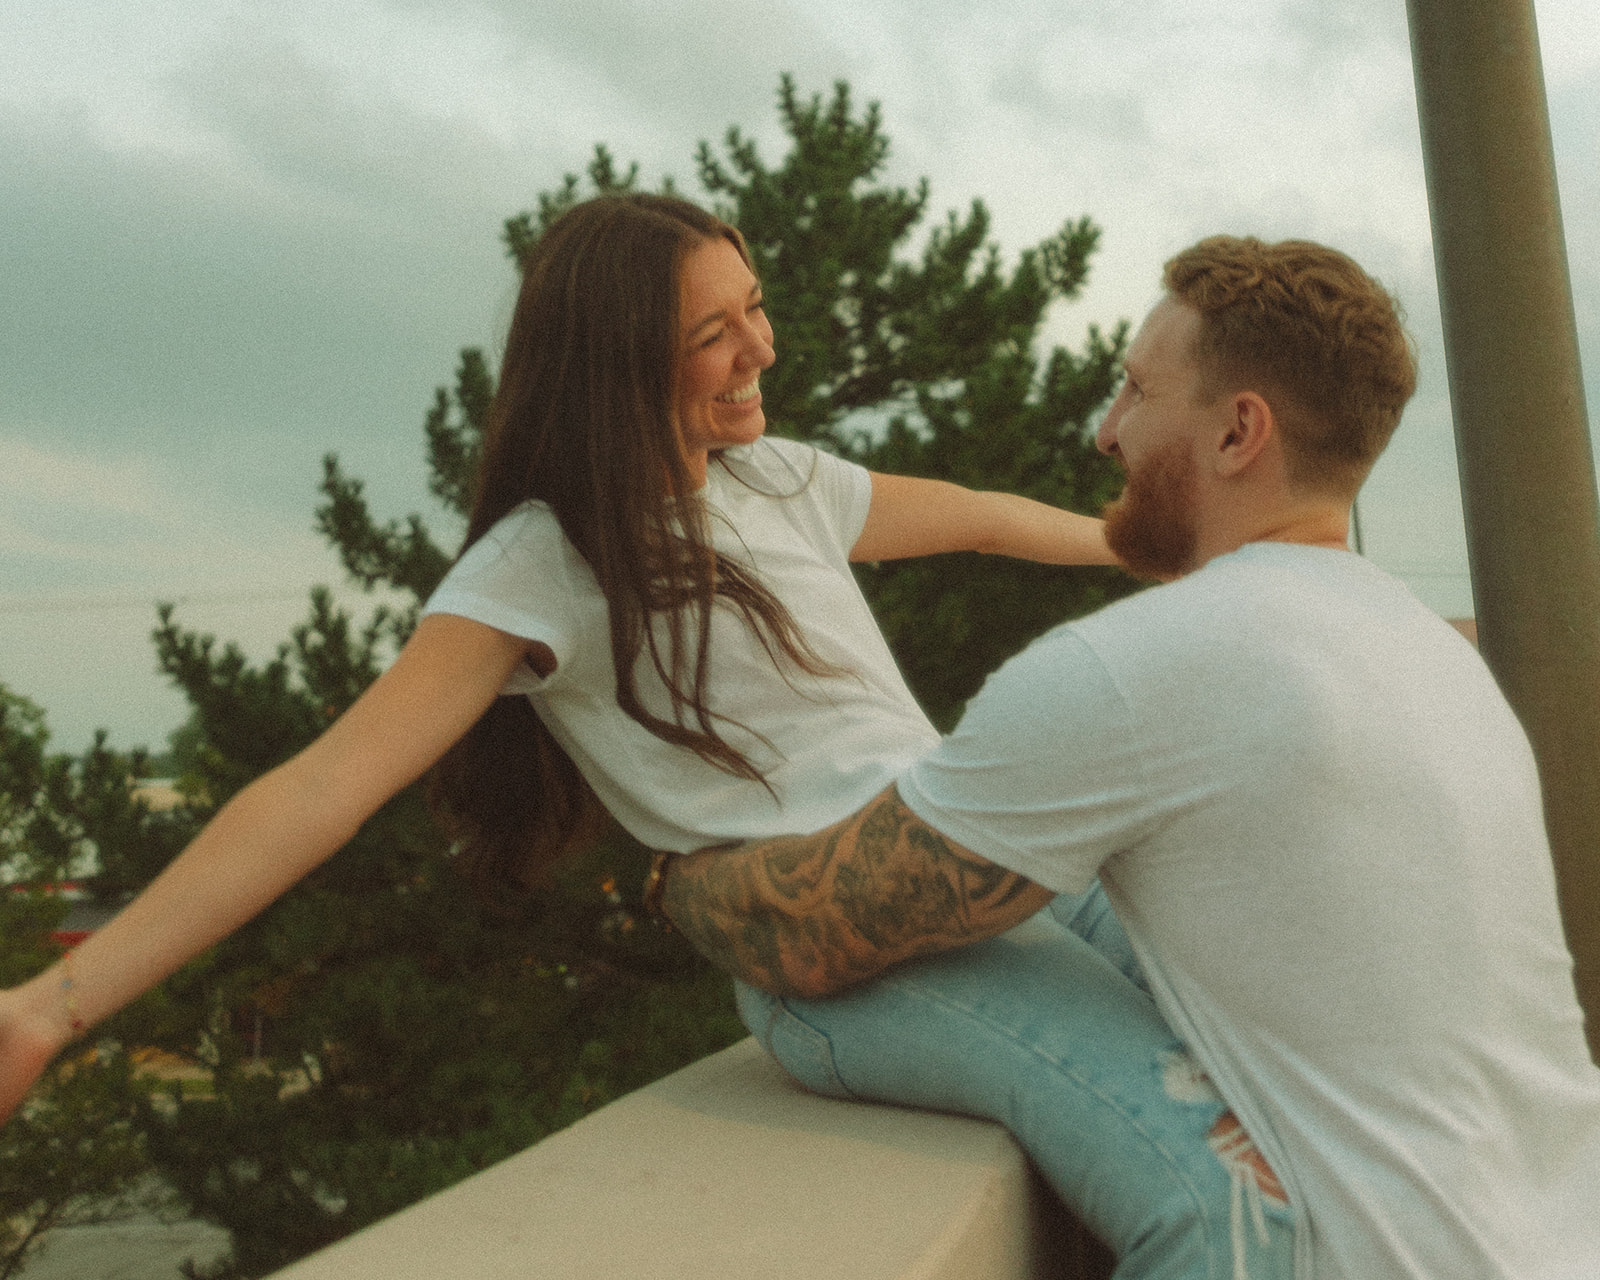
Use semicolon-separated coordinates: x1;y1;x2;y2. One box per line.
0;588;380;617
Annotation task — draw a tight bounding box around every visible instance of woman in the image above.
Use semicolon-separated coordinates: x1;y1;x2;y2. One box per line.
0;195;1289;1278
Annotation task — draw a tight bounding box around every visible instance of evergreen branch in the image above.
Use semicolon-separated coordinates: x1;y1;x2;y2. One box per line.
315;456;452;601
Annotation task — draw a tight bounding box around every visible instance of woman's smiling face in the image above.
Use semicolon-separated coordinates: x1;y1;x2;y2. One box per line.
676;235;776;482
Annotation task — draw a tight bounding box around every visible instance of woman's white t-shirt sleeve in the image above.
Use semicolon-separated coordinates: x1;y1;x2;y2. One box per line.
420;504;578;686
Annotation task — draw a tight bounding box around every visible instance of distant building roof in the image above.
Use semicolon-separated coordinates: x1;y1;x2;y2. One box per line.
132;778;185;811
7;882;118;949
52;900;119;948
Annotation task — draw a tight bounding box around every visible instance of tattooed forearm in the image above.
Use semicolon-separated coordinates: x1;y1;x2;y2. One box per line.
661;785;1053;998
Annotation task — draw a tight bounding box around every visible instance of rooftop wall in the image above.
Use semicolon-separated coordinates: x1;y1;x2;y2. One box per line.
265;1037;1111;1280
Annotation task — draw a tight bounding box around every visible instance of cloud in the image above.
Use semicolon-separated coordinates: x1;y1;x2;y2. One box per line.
0;436;170;523
1549;68;1600;427
167;16;536;230
0;52;518;525
0;433;410;752
1538;0;1600;85
0;433;361;591
468;0;849;157
1267;0;1409;62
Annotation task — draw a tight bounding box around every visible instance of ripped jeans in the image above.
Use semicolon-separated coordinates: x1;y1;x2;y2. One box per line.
735;888;1296;1280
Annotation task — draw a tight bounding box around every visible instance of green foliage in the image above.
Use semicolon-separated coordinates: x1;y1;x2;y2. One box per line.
0;872;164;1280
0;1044;164;1280
0;887;67;999
502;145;648;272
0;683;188;899
1;685;88;886
137;832;738;1276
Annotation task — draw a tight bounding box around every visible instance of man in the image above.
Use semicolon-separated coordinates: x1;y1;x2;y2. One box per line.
661;236;1600;1278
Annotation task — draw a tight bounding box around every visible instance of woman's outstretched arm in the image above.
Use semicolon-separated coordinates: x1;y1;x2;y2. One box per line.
0;613;531;1123
851;472;1117;566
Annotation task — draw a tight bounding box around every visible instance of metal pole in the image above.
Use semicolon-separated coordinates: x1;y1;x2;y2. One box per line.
1407;0;1600;1060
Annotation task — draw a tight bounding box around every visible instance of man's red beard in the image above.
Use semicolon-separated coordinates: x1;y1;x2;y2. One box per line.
1103;440;1200;581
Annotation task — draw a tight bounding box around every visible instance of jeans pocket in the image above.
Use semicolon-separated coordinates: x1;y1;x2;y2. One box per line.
734;981;856;1100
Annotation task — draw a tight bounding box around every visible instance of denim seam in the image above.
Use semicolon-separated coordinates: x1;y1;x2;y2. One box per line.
768;997;860;1099
883;971;1229;1280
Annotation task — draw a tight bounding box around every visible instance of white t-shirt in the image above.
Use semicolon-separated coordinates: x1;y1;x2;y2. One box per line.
900;542;1600;1280
423;436;939;852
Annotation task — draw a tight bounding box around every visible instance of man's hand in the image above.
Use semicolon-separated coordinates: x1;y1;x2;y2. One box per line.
661;785;1053;998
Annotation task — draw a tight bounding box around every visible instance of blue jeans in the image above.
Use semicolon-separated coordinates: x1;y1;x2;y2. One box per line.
735;888;1295;1280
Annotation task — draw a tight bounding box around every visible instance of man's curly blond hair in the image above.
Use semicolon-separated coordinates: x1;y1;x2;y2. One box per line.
1164;236;1417;494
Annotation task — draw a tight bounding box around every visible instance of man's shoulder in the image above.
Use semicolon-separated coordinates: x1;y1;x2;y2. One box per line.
1079;544;1397;628
1062;543;1433;687
1064;554;1249;643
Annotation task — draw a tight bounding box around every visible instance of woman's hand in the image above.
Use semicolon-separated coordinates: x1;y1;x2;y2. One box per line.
0;980;69;1123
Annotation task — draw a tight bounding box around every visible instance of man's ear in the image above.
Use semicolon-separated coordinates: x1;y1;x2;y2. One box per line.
1213;390;1276;478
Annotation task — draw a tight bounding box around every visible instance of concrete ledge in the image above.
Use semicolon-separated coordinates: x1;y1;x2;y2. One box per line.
266;1037;1103;1280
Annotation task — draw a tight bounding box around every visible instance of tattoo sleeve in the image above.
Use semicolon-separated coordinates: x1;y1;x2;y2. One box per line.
660;785;1053;998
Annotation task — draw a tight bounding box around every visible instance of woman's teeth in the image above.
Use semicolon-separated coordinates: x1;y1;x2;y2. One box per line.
716;382;760;404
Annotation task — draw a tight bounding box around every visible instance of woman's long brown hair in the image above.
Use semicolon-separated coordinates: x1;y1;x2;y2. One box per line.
429;193;834;901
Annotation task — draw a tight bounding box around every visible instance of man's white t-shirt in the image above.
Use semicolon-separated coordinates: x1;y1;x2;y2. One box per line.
900;542;1600;1279
423;436;938;852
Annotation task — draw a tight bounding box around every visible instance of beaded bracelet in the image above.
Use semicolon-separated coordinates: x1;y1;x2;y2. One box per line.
641;851;672;921
60;950;86;1037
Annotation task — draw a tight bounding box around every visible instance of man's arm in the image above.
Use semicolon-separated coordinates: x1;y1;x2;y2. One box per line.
660;785;1053;999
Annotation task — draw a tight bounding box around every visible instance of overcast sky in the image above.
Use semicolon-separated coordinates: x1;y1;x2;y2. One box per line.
3;0;1598;755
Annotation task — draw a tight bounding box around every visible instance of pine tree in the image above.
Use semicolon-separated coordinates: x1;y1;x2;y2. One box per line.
6;78;1130;1277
